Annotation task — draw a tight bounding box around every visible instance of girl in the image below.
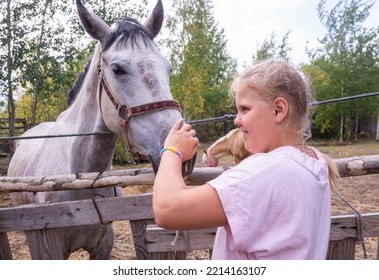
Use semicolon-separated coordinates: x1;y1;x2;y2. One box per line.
153;59;338;260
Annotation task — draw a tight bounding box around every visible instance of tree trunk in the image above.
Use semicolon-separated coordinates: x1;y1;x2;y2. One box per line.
354;115;358;141
32;0;51;126
339;113;344;144
6;0;15;156
376;113;379;141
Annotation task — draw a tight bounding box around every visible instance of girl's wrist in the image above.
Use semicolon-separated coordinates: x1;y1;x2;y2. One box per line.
160;147;183;160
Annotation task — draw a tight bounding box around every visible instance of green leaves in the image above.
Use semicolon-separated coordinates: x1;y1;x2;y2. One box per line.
0;0;148;124
162;0;237;121
308;0;379;142
252;31;292;62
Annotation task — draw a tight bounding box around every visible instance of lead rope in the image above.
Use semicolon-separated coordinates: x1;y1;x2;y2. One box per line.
91;170;119;226
334;190;367;258
170;230;191;251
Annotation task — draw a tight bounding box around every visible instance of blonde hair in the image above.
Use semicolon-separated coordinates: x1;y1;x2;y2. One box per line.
231;58;338;187
231;59;313;140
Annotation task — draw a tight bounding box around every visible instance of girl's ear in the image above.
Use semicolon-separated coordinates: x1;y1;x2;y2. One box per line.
273;97;289;123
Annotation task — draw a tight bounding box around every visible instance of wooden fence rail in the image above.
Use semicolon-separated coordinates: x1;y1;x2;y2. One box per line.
0;154;378;260
145;212;379;260
0;154;378;193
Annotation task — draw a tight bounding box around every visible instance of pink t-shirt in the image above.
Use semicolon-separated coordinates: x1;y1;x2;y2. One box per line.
208;146;331;260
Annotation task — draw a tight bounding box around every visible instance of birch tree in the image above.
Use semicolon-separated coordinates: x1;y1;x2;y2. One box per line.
163;0;237;120
309;0;379;142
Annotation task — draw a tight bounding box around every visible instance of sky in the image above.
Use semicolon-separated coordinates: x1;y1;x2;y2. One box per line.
145;0;379;68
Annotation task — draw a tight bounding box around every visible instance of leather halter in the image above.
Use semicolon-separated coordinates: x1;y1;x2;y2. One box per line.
97;65;181;159
97;66;181;127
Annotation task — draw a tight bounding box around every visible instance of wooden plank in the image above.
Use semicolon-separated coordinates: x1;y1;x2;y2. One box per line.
335;155;379;177
0;154;378;193
0;169;155;193
146;225;216;252
146;217;379;260
1;191;379;243
0;233;13;260
146;227;359;260
329;213;379;241
149;251;187;260
24;229;62;260
0;194;153;233
326;238;357;260
129;219;154;260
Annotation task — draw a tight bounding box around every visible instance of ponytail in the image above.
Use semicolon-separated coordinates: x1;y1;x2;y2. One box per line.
322;153;339;190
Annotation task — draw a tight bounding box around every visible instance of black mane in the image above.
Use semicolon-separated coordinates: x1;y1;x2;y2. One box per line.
103;17;155;52
67;56;92;107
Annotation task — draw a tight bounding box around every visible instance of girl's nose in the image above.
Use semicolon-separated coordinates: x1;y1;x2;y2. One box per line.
234;115;241;126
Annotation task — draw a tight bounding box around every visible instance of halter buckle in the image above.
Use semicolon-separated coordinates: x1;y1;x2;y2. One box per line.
118;106;131;127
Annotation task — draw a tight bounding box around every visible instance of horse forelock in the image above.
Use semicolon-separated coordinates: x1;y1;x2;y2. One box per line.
103;17;155;52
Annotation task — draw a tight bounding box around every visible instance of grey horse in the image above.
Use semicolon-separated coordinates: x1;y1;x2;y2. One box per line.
8;0;196;259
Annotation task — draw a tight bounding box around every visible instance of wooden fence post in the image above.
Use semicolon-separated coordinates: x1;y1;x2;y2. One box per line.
129;219;154;260
326;238;357;260
0;233;13;260
25;229;62;259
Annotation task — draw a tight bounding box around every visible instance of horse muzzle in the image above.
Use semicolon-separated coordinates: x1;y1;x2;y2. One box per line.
149;152;197;177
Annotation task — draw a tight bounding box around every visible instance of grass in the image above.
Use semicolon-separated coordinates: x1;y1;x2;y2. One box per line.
311;140;378;159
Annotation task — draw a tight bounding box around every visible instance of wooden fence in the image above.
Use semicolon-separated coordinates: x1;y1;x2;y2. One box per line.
0;154;378;260
0;118;28;154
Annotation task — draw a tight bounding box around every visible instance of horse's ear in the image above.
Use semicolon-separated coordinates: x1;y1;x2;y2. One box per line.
143;0;164;38
76;0;110;46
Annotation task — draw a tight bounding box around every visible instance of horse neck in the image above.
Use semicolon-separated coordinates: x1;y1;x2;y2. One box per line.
63;45;118;172
68;45;101;124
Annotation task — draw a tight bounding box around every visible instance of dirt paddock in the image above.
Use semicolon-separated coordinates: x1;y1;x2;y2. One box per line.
0;141;378;260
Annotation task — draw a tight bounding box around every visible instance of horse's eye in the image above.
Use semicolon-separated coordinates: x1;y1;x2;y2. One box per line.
111;64;126;76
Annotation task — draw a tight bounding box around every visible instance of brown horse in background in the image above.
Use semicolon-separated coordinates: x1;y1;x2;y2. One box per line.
202;128;252;167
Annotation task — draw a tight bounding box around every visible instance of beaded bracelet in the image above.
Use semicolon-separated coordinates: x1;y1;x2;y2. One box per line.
160;147;183;159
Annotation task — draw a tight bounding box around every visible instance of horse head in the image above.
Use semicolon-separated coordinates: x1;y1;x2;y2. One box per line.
202;128;252;167
76;0;196;175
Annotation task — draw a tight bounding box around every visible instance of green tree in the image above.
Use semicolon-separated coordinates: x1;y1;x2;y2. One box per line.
0;0;149;125
0;0;35;154
252;31;292;62
163;0;237;120
303;63;338;138
309;0;379;142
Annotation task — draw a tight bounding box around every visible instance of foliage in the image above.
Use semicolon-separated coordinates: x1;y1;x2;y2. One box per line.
114;138;133;164
163;0;237;120
307;0;379;142
252;31;292;62
0;0;149;122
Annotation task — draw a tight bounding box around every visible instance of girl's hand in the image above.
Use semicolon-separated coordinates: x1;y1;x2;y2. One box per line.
164;119;200;161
